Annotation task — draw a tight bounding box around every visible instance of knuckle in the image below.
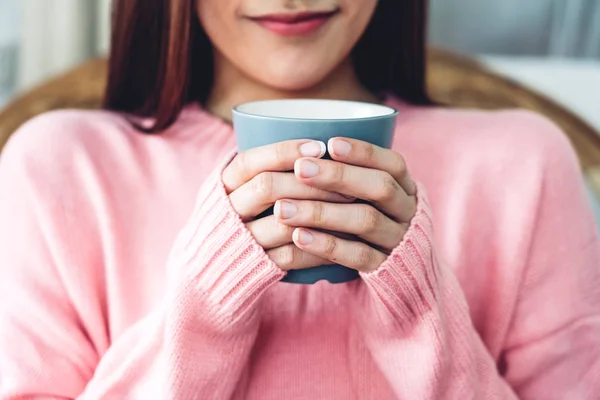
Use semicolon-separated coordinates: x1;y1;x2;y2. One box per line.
355;248;374;270
234;151;250;173
273;142;288;165
323;235;338;259
247;221;268;246
225;153;250;190
330;162;346;183
311;202;326;225
364;143;376;162
376;173;399;202
275;245;297;269
359;206;380;234
393;154;408;178
251;172;274;200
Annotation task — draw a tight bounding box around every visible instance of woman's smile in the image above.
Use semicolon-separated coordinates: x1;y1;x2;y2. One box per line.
247;10;340;37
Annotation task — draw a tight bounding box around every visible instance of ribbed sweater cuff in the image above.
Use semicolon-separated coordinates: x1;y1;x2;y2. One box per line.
169;153;286;329
360;183;439;323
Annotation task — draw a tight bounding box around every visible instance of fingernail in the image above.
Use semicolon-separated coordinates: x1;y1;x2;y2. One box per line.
295;229;314;245
329;138;351;157
299;141;326;158
275;201;297;219
296;159;319;178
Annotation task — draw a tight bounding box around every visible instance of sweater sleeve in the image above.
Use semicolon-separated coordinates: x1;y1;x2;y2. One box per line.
355;130;600;399
0;133;284;399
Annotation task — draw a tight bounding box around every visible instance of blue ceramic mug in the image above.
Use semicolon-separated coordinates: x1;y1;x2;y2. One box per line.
232;99;398;284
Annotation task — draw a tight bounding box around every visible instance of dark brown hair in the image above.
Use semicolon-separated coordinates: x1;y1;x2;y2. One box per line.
104;0;431;132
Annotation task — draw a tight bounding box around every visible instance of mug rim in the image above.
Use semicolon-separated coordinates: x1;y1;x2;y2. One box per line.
232;99;398;122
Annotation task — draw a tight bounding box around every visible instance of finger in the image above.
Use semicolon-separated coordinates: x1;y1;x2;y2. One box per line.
246;215;294;250
274;200;406;251
328;138;416;195
230;172;354;220
294;158;416;222
222;140;326;193
292;228;386;273
267;244;329;271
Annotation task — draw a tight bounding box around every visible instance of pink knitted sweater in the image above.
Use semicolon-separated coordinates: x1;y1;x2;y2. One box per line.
1;98;599;399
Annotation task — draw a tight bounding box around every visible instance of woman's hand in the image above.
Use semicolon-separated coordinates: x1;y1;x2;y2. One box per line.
221;140;354;271
274;137;417;273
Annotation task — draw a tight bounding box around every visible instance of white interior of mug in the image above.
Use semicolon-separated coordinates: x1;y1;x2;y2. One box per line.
234;99;396;120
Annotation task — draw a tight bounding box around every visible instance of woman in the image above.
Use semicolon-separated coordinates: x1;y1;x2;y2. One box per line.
0;0;598;398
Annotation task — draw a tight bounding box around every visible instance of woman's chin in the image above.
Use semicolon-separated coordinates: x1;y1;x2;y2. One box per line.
252;72;332;93
265;81;324;93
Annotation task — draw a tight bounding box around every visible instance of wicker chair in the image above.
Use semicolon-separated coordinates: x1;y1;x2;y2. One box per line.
2;48;600;195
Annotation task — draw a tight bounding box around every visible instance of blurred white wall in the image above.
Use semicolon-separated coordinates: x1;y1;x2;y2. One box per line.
429;0;600;58
0;0;19;46
0;0;20;105
18;0;110;90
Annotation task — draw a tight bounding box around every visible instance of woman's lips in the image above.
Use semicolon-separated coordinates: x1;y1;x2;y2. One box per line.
250;11;338;37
